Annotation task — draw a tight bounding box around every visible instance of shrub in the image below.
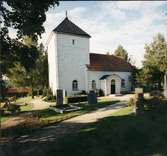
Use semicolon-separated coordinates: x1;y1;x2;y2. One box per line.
44;95;56;102
44;88;56;102
42;87;48;97
75;90;87;96
128;98;136;107
98;89;105;97
66;96;87;103
150;90;164;99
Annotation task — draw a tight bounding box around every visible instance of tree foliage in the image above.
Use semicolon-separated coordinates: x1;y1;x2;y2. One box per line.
114;45;128;61
1;0;59;38
137;33;167;91
0;0;59;75
0;0;58;99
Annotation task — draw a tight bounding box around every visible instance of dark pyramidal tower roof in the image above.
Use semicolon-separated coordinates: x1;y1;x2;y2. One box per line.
53;17;91;38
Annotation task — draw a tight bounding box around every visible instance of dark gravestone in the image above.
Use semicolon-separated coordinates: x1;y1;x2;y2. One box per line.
56;89;63;107
88;90;97;104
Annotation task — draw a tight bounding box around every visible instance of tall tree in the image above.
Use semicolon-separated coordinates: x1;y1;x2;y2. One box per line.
143;33;167;97
1;0;59;38
0;1;59;99
0;0;59;75
114;45;128;61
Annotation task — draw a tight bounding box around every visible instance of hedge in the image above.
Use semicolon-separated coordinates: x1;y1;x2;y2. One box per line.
66;95;87;103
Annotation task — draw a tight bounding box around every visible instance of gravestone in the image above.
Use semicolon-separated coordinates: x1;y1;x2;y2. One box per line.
88;90;97;104
56;89;63;107
134;88;144;115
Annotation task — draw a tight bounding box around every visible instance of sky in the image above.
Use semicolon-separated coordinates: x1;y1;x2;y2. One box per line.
10;1;167;67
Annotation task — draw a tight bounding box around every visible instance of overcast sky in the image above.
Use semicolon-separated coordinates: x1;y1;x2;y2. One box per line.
10;1;167;67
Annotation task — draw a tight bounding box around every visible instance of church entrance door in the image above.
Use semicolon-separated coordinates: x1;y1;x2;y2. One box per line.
111;79;116;94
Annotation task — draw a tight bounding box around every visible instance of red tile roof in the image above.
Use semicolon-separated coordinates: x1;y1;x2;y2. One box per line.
87;53;134;72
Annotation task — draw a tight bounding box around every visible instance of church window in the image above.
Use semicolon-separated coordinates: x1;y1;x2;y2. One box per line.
92;80;96;90
121;79;125;88
72;39;75;45
72;80;78;91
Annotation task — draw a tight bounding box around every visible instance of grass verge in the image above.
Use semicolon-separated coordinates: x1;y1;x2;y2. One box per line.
1;100;119;137
37;105;167;156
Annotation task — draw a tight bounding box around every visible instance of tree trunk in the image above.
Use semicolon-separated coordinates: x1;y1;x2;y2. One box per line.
164;74;167;99
31;82;34;99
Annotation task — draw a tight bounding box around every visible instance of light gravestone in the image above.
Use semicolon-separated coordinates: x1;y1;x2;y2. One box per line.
164;74;167;99
134;88;144;115
88;90;97;104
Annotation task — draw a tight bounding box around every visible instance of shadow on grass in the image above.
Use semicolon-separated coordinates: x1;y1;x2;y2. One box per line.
1;100;120;138
2;103;167;156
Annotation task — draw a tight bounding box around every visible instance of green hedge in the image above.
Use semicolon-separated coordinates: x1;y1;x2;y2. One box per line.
66;96;87;103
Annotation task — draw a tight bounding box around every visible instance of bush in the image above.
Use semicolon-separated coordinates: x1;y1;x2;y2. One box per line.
75;90;87;96
66;96;87;103
44;95;56;102
42;87;48;97
98;89;105;97
44;88;56;102
150;90;164;99
128;98;136;107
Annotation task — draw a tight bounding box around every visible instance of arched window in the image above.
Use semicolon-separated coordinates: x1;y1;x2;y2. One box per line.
72;80;78;91
92;80;96;90
121;79;125;88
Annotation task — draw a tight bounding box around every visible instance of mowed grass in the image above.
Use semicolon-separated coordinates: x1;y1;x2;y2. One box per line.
1;100;119;137
38;105;167;156
1;96;33;123
37;100;119;122
15;96;32;103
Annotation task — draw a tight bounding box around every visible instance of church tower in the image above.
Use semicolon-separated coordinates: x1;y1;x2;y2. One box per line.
47;14;91;95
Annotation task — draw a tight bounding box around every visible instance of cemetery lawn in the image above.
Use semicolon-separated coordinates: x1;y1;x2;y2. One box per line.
1;100;119;137
37;100;120;123
39;106;167;156
15;96;32;103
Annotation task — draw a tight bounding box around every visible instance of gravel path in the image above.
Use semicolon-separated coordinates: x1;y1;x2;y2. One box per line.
18;101;127;143
1;101;127;156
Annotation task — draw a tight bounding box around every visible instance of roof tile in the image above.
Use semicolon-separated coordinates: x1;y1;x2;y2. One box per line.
87;53;134;72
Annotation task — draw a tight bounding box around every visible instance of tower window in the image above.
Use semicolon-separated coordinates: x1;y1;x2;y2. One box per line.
72;80;78;91
72;39;75;45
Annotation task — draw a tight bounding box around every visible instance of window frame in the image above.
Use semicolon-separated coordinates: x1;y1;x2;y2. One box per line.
72;39;75;45
72;80;78;91
92;80;96;90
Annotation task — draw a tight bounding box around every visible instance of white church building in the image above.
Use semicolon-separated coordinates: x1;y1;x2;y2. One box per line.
47;16;133;96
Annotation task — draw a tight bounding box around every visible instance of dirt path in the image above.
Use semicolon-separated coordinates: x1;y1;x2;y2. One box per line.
30;98;54;110
0;102;127;156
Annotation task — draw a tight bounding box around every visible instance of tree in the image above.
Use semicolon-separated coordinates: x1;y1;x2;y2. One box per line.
0;0;59;75
1;0;59;38
8;41;48;98
114;45;128;61
143;33;167;97
0;1;59;99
